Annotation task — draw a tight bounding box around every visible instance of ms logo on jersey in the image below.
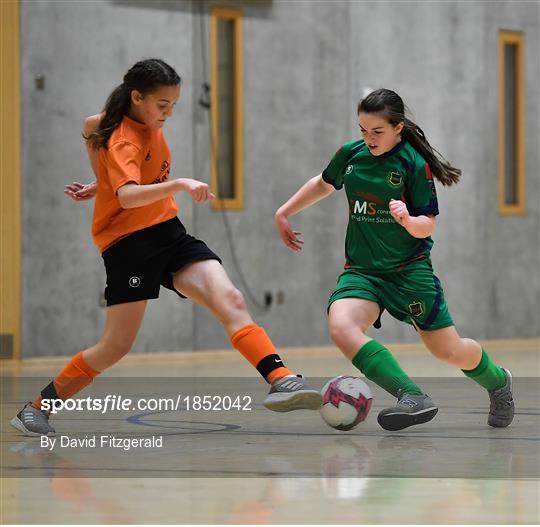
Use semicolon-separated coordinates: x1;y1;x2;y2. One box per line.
345;165;353;175
408;301;424;317
388;172;404;188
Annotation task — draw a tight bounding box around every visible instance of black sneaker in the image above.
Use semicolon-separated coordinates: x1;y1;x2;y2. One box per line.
488;368;514;428
10;403;55;437
377;392;438;431
263;374;322;412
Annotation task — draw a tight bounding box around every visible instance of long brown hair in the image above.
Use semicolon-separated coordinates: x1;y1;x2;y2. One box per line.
357;89;460;186
85;59;181;150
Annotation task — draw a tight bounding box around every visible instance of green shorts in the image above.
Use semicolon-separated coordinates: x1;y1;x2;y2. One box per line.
328;260;454;331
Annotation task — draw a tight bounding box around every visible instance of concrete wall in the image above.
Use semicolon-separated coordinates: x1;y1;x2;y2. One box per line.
20;0;539;357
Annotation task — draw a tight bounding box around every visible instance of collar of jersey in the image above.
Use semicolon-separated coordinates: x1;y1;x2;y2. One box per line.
371;139;406;160
124;114;151;131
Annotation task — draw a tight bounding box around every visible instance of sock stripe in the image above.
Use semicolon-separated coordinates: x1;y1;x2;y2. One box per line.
41;381;60;401
256;354;285;380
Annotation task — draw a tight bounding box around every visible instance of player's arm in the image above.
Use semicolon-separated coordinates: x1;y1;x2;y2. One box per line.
276;173;334;218
389;199;436;238
64;114;101;201
402;215;436;238
275;174;335;251
117;179;215;209
392;159;440;238
83;114;102;179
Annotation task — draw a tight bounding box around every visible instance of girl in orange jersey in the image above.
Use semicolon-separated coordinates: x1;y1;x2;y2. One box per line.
11;59;321;437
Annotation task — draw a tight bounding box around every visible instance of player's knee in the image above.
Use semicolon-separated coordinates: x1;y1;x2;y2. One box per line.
329;321;360;348
428;344;455;364
226;287;247;312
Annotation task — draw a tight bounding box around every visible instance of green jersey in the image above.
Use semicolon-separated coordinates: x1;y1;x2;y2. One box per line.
322;139;439;273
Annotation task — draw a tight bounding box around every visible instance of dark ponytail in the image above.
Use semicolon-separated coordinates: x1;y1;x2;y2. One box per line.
85;58;181;150
357;89;461;186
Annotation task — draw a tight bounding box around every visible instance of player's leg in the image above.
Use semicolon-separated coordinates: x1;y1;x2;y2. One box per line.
328;297;437;431
10;301;147;437
173;259;251;334
418;325;514;427
328;269;427;397
327;297;379;359
418;325;482;369
83;300;148;370
172;260;321;411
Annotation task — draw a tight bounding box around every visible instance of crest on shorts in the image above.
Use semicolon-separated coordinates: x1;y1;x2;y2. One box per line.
129;276;141;288
345;165;353;175
388;171;404;187
409;301;424;317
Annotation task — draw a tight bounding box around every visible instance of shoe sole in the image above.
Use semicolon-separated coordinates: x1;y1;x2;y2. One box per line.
10;416;56;437
264;391;323;412
488;368;514;428
377;407;438;431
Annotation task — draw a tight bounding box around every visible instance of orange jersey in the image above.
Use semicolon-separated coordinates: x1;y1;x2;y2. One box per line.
92;116;178;252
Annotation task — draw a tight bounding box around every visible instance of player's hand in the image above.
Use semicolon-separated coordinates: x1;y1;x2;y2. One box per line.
275;212;304;252
178;179;215;203
64;181;97;201
389;199;410;226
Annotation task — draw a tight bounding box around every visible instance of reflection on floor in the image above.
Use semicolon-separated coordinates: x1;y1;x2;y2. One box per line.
1;342;539;524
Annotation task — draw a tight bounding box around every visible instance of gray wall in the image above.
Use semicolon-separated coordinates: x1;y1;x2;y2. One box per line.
20;0;539;357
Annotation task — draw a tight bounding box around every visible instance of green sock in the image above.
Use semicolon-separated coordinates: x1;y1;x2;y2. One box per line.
352;339;423;397
462;349;506;391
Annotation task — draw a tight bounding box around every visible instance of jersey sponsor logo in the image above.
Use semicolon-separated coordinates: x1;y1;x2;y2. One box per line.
129;276;141;288
408;301;424;317
350;199;395;224
151;160;171;185
388;171;404;188
345;165;353;175
353;200;377;215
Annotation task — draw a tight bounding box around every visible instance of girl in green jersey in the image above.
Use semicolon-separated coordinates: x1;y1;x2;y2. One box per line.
275;88;514;431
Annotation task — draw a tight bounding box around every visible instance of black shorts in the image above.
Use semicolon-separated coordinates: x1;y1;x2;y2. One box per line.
102;217;221;306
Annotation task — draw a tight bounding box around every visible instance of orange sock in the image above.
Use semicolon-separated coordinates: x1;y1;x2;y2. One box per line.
230;324;292;383
32;352;100;410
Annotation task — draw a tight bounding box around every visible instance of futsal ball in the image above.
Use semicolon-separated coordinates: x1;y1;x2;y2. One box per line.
320;376;373;431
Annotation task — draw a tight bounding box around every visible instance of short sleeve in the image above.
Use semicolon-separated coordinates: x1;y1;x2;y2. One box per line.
406;160;439;216
106;142;142;194
321;144;351;190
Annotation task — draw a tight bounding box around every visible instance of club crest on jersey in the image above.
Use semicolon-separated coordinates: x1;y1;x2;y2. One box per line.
388;171;404;187
345;165;353;175
409;301;424;317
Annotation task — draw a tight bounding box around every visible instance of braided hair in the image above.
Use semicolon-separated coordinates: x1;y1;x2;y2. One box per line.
357;89;461;186
85;59;181;150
